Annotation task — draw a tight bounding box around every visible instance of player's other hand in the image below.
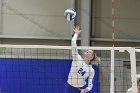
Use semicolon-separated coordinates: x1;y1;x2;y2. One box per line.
73;26;81;35
80;89;86;93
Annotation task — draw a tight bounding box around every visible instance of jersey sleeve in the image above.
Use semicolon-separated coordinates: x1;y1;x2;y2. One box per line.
71;33;80;61
86;68;95;91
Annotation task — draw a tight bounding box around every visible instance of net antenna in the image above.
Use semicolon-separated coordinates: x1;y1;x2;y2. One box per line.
111;0;115;92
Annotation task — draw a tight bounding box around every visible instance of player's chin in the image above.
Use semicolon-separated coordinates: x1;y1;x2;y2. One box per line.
85;54;90;57
87;56;93;60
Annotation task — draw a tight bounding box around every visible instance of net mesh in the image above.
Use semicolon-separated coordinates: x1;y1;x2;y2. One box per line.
98;50;131;93
0;45;136;93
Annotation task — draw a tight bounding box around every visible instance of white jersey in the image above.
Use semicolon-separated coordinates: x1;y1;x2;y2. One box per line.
67;33;95;91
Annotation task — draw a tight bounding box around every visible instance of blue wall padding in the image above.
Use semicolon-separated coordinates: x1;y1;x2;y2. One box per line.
0;58;99;93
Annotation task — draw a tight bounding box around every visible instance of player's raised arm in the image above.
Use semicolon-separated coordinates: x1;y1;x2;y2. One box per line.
71;26;81;60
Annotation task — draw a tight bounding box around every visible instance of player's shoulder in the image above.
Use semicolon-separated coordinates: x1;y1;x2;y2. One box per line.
78;54;83;60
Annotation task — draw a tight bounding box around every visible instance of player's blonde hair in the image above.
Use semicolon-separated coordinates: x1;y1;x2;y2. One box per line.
90;55;101;65
138;79;140;84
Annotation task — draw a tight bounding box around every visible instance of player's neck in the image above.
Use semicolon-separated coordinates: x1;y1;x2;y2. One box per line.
84;58;90;65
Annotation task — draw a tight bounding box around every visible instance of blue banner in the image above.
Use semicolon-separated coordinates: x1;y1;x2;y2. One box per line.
0;58;99;93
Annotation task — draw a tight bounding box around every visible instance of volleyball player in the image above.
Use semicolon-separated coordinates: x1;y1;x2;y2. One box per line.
65;26;100;93
126;79;140;93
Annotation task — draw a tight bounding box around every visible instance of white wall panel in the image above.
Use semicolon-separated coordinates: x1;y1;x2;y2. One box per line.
2;0;72;37
93;0;140;40
2;14;70;37
3;0;70;15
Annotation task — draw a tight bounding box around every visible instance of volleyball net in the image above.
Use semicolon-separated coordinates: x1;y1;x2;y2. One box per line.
0;45;138;93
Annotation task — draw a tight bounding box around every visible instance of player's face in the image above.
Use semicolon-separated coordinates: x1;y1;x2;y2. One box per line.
84;49;94;61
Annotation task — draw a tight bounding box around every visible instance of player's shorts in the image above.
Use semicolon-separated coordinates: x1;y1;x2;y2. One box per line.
64;82;86;93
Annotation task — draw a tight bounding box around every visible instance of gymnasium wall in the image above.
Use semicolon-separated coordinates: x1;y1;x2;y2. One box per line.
93;0;140;46
2;0;71;37
0;0;140;46
0;0;72;45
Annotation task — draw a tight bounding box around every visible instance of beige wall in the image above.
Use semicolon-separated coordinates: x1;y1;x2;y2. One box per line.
0;0;140;46
0;0;73;45
94;0;140;39
93;0;140;46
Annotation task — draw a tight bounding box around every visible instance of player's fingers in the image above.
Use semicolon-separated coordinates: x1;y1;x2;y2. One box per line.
76;26;78;28
77;26;80;30
72;28;75;31
75;26;77;29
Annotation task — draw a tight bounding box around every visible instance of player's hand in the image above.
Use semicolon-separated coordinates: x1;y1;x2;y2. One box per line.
73;26;81;35
80;89;86;93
